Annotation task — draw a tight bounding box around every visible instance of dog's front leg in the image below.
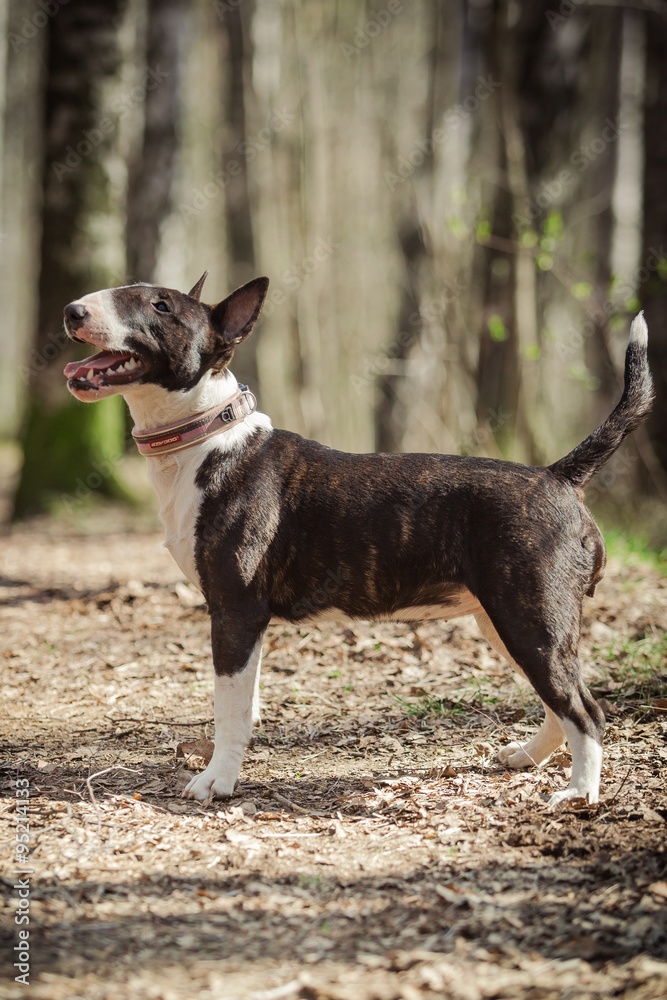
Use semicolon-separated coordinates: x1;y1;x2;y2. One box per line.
183;614;267;801
252;654;262;725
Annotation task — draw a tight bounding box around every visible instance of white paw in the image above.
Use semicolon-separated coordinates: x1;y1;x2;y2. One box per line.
183;764;238;801
497;742;534;768
547;786;597;811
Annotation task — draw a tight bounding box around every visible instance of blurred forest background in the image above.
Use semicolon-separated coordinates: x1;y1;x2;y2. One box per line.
0;0;666;541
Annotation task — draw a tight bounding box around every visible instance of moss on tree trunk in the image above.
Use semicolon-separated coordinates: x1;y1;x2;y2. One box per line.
12;0;128;519
13;396;128;518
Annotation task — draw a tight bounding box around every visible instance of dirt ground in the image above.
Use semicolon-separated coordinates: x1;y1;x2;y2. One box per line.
1;510;666;1000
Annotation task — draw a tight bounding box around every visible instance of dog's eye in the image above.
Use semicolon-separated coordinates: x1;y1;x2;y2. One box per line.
153;300;170;313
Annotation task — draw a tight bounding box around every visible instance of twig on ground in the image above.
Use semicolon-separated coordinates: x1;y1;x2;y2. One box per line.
86;765;141;809
106;716;213;727
467;704;540;768
608;766;633;805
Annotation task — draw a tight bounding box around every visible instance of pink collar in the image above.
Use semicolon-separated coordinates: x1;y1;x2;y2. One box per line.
132;385;257;457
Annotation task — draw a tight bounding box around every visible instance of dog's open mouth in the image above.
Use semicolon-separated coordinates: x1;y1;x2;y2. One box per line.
63;350;148;389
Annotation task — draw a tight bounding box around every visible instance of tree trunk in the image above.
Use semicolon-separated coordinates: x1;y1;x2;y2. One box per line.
375;223;427;452
218;0;258;389
474;3;523;459
640;8;667;475
13;0;128;518
126;0;187;283
376;0;465;455
578;10;623;412
473;1;625;466
0;0;43;440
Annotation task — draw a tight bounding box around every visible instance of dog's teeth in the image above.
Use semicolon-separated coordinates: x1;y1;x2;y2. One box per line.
116;362;126;372
126;357;137;370
87;369;94;379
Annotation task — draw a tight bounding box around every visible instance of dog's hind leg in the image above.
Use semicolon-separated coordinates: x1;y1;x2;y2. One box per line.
546;717;603;809
474;608;604;807
475;610;565;767
184;611;268;801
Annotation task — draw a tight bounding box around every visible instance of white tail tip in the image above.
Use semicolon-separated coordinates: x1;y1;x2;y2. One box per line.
629;311;648;346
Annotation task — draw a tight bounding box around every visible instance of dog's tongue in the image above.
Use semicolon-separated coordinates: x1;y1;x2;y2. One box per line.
63;351;122;379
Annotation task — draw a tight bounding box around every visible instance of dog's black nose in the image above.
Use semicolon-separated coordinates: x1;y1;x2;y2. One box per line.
64;302;88;324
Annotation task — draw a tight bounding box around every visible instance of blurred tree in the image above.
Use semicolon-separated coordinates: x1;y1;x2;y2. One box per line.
473;1;528;461
640;9;667;474
217;0;258;389
376;1;467;455
12;0;128;518
376;221;427;452
472;1;623;465
0;0;43;440
126;0;187;283
3;0;665;528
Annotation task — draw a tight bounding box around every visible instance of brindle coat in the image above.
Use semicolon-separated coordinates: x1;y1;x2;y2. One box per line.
63;275;654;807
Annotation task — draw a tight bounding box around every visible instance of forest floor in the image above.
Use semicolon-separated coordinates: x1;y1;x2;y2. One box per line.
0;509;666;1000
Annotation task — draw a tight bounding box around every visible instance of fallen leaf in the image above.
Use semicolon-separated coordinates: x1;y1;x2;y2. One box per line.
35;760;58;773
648;881;667;899
176;738;214;765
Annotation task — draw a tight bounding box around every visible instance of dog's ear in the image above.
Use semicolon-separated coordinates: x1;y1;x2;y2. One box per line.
209;277;269;349
188;271;209;301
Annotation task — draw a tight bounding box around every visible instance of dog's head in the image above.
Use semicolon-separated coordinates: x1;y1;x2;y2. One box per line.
63;273;268;402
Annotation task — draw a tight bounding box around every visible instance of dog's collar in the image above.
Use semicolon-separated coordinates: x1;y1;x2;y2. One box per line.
132;384;257;457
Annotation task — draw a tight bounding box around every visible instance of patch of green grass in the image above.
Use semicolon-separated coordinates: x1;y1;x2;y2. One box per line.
394;692;478;719
191;681;214;694
394;694;450;718
297;874;322;888
603;528;667;574
603;631;667;702
394;676;516;720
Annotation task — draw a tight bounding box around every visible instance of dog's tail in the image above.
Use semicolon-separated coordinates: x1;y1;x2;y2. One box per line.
548;313;654;488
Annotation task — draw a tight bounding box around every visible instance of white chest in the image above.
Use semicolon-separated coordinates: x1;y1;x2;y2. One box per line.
123;371;273;592
146;451;204;590
140;409;274;593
